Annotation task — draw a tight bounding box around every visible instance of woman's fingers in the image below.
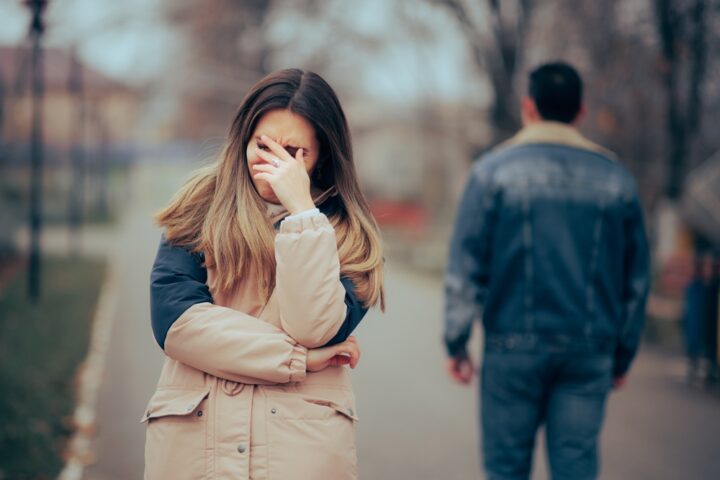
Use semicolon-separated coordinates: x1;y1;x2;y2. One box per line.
252;172;273;183
349;341;360;368
345;337;360;368
261;135;295;162
295;147;305;167
252;163;277;174
329;354;351;367
334;339;360;369
307;337;362;372
255;147;284;166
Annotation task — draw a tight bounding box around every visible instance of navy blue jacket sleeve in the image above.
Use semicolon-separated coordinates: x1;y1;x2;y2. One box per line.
150;236;213;350
149;235;369;350
324;277;369;346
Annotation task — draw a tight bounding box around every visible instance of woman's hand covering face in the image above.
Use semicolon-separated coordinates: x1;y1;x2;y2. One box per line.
252;134;316;214
246;108;320;211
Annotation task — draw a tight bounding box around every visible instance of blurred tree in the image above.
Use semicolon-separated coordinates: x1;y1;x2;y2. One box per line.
165;0;273;140
653;0;710;200
0;68;5;152
430;0;534;145
541;0;665;198
0;65;13;263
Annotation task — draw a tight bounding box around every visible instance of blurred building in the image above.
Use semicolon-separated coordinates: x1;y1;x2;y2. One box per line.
347;100;490;271
0;45;142;254
349;100;490;224
0;45;142;157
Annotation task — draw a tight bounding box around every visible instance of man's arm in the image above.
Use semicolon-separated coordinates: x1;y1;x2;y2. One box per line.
613;192;651;379
444;165;497;360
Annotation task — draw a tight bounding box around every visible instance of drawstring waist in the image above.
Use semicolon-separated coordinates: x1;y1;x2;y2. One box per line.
222;379;245;396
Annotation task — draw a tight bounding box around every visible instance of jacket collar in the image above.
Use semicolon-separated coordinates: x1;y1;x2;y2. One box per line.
497;121;617;160
265;186;338;225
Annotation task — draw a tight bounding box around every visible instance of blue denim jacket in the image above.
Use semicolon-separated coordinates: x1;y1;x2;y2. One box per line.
444;122;650;376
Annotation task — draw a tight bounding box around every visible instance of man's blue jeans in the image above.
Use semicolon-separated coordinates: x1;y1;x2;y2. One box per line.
481;350;614;480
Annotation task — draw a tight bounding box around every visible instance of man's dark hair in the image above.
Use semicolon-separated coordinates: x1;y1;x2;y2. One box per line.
528;62;583;124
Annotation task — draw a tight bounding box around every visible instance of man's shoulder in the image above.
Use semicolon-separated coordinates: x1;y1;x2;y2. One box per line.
470;144;521;174
479;137;627;173
500;123;618;158
490;140;616;162
471;138;638;196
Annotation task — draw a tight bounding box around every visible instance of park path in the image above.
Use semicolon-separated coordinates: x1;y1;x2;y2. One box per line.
82;163;720;480
83;163;188;480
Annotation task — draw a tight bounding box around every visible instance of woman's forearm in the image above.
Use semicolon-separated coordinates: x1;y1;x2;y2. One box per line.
164;302;307;384
274;214;350;348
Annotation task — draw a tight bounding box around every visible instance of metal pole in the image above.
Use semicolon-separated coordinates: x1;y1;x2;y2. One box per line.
68;48;85;256
96;114;110;220
26;0;48;301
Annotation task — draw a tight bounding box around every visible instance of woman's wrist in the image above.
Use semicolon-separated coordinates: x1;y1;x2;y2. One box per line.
284;208;321;222
287;196;315;215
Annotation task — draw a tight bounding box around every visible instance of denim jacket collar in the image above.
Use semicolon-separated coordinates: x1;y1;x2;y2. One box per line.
498;121;617;160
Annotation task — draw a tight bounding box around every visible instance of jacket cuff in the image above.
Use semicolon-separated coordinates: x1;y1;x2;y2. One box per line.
288;343;308;383
444;336;469;359
613;345;636;378
284;208;321;222
279;213;332;234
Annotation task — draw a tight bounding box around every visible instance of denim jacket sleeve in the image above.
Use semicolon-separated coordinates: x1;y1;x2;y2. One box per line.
613;191;651;377
444;165;497;357
150;235;368;351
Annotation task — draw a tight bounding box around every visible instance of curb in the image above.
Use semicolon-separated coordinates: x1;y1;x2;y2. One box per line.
58;257;120;480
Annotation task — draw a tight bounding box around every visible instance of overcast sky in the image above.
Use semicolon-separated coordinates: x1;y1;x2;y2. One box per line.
1;0;178;86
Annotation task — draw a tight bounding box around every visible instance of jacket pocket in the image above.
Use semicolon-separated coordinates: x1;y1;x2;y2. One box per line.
300;398;359;422
142;387;211;480
265;392;358;480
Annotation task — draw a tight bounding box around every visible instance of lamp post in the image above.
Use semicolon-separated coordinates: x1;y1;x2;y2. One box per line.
67;48;85;256
24;0;48;301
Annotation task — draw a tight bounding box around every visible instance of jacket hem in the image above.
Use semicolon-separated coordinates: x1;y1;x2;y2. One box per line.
484;332;616;353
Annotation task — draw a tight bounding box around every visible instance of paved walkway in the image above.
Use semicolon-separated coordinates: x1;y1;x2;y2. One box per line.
83;163;188;480
82;164;720;480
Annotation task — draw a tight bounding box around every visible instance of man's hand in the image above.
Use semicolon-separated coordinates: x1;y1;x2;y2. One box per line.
446;353;474;385
613;375;627;390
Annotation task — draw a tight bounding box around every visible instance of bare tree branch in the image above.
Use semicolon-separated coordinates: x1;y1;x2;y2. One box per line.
687;0;707;134
654;0;710;199
431;0;533;145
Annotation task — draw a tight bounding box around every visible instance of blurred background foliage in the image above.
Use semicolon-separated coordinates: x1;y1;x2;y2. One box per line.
1;0;720;477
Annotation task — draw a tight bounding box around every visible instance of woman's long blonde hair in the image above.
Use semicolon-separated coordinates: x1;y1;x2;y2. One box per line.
155;69;384;309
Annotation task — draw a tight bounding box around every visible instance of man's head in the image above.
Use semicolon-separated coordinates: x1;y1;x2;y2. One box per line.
522;62;584;125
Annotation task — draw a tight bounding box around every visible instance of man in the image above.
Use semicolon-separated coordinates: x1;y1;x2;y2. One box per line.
443;62;650;480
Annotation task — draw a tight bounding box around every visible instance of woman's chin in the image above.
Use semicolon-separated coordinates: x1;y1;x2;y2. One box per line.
256;183;280;204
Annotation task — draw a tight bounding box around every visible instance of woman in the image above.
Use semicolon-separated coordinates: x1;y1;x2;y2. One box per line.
142;69;385;480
